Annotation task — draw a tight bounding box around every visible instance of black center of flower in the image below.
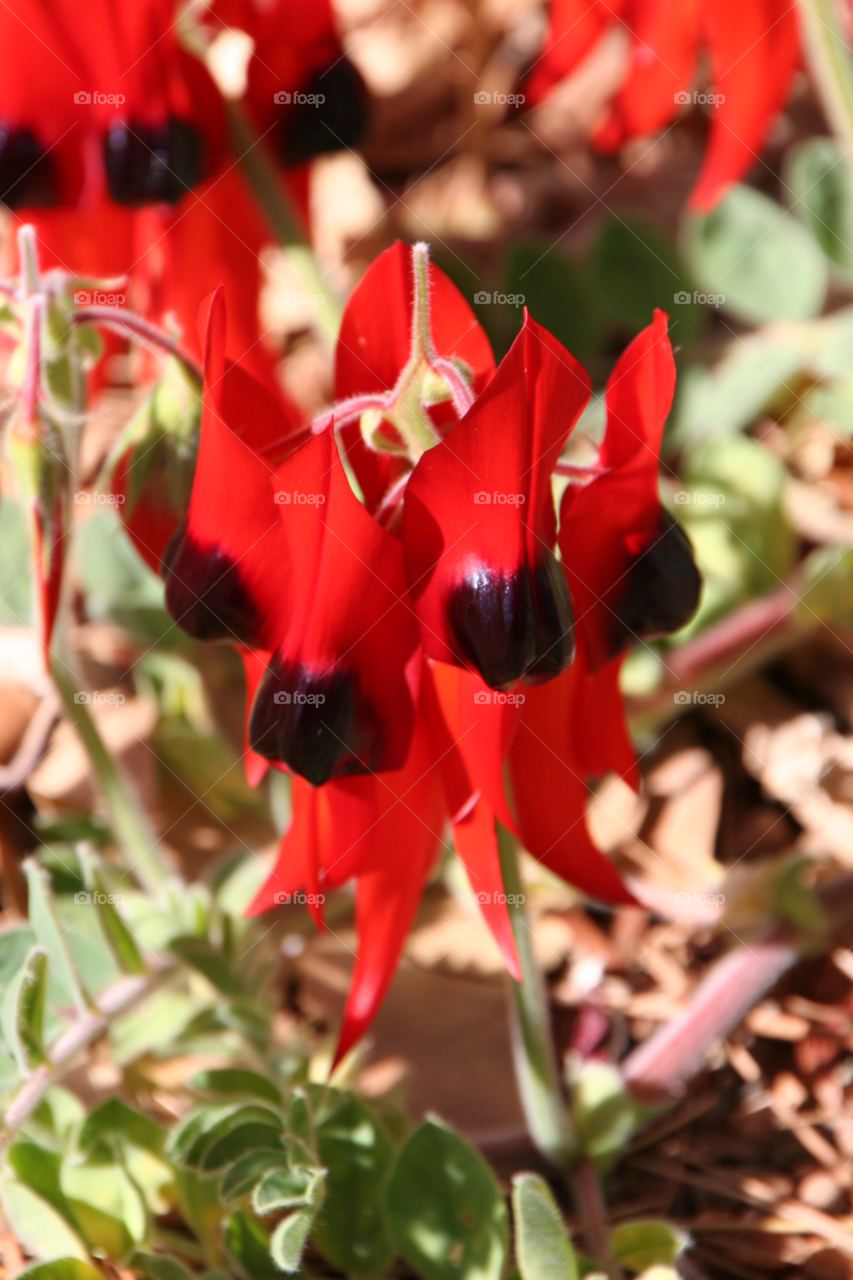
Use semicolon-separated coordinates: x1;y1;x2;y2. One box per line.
0;128;56;208
248;656;382;786
608;509;701;655
278;59;370;166
104;116;203;205
161;523;264;647
446;552;574;688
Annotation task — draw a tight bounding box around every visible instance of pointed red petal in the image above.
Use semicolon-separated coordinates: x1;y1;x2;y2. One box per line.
451;798;521;981
246;774;317;915
239;648;271;787
508;677;636;905
334;718;445;1063
404;313;589;686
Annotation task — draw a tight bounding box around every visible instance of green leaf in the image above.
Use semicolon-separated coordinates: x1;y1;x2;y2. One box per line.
611;1221;688;1271
77;849;144;975
8;1139;79;1230
128;1250;194;1280
682;184;828;324
386;1117;508;1280
62;1158;147;1259
76;508;178;643
189;1067;282;1106
79;1098;165;1154
785;137;853;274
253;1165;326;1214
171;1102;284;1171
593;216;697;339
224;1209;281;1279
569;1062;639;1169
512;1174;577;1280
219;1150;292;1201
0;1182;88;1262
15;1262;103;1280
0;924;36;990
24;861;88;1014
169;936;245;996
313;1093;395;1278
1;946;47;1072
270;1209;314;1273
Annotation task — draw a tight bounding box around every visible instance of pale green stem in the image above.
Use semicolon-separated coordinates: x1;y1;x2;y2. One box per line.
225;100;341;348
798;0;853;161
496;822;575;1167
50;655;169;896
17;224;39;297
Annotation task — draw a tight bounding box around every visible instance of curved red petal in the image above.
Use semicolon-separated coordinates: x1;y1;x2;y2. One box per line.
690;0;799;211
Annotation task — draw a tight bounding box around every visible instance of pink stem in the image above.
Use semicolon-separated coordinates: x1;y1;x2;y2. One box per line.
431;356;476;418
311;392;391;437
70;307;203;383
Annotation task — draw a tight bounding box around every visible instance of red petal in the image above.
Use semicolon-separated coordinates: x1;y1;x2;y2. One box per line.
560;310;675;669
247;428;421;784
523;0;626;106
508;678;636;904
690;0;799;211
404;313;589;686
162;286;289;648
335;240;495;511
334;717;445;1062
451;798;521;981
239;648;272;787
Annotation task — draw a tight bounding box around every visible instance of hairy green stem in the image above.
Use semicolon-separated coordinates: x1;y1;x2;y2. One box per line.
496;823;575;1167
798;0;853;161
50;650;170;897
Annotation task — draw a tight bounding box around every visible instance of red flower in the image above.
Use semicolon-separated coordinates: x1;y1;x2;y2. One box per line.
0;0;224;210
165;243;700;1061
524;0;799;209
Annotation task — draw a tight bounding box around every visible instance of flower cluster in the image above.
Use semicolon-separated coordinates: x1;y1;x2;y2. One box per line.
161;240;701;1060
524;0;799;210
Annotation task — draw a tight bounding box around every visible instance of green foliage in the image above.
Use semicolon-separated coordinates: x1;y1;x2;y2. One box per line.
511;1173;577;1280
785;137;853;276
611;1221;688;1271
386;1118;509;1280
75;507;178;643
682;184;828;323
569;1062;640;1170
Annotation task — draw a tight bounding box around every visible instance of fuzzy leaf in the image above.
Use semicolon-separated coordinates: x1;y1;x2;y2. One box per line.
512;1174;577;1280
189;1067;282;1106
128;1251;194;1280
24;861;87;1013
15;1262;103;1280
270;1209;315;1273
219;1150;292;1201
1;946;48;1072
253;1166;326;1214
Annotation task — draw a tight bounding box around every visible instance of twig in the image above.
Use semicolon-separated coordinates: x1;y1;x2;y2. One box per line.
570;1157;621;1280
3;963;174;1134
0;687;60;793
